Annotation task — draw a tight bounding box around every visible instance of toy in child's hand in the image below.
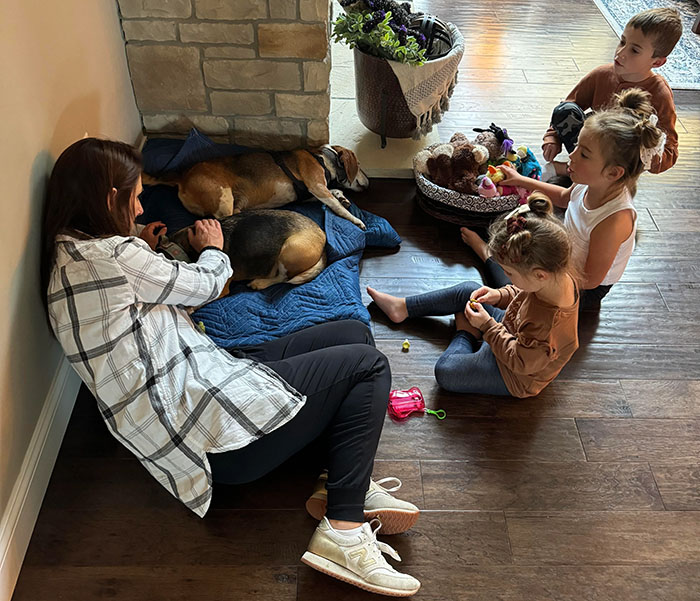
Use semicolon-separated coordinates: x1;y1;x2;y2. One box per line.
515;145;542;180
388;387;446;420
487;161;515;184
468;298;479;309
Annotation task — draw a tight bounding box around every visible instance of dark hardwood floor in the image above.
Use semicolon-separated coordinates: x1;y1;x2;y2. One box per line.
12;1;700;599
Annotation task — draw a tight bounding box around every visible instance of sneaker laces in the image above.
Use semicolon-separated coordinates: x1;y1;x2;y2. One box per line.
364;518;402;563
372;477;403;494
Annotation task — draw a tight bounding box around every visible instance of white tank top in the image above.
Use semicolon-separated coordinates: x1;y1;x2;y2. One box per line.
564;184;636;286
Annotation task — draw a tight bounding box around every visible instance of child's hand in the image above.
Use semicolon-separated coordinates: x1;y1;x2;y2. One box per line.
542;142;562;163
139;221;167;251
471;286;500;305
499;164;526;187
464;300;491;330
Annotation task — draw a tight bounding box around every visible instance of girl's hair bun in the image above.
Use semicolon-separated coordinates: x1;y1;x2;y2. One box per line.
527;191;554;217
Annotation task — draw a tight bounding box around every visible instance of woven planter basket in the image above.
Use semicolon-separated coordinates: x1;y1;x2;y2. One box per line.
413;143;520;226
354;47;415;139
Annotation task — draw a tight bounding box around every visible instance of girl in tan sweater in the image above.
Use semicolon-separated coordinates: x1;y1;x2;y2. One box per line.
368;193;579;398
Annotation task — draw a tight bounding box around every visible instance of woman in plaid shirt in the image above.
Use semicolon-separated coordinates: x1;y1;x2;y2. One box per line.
39;138;420;596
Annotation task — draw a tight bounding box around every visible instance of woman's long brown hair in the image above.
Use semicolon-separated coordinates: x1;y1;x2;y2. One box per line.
40;137;142;317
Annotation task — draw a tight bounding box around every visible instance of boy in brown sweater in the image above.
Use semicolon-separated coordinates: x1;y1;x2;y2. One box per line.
542;7;682;174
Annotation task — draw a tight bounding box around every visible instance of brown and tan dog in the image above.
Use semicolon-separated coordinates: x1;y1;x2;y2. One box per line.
171;209;326;291
143;145;370;229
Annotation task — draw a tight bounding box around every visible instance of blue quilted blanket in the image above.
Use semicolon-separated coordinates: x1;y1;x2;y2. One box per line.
140;129;401;348
192;201;399;348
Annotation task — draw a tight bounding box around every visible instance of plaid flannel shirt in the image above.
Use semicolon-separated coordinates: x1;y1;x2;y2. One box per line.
48;234;305;516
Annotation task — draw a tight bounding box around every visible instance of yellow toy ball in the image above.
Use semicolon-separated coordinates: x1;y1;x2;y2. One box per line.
402;339;410;352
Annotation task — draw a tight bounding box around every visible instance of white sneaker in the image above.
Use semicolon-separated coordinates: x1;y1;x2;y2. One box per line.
306;473;420;534
301;517;421;597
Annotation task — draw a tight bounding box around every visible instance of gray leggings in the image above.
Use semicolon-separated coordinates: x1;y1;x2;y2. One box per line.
406;282;511;396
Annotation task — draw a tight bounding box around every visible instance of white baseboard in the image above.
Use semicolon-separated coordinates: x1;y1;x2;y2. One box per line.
0;358;80;601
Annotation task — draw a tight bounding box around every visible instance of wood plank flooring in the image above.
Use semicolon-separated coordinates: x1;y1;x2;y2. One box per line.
12;0;700;599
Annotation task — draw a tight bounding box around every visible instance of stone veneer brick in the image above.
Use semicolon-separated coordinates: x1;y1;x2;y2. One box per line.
307;119;329;145
118;0;331;149
300;0;329;21
127;45;206;111
276;93;330;119
270;0;298;19
303;60;330;92
118;0;191;19
194;0;267;20
143;113;230;134
204;46;257;59
210;91;273;115
233;118;304;150
204;60;301;90
258;23;327;59
122;20;178;41
179;22;254;44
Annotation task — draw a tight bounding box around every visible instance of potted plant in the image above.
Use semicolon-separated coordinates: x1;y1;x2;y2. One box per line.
332;0;463;147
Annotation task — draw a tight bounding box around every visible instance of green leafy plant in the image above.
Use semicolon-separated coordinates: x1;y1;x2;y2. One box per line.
332;9;427;66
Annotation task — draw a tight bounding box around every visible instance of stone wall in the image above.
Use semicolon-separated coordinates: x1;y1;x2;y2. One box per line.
117;0;331;149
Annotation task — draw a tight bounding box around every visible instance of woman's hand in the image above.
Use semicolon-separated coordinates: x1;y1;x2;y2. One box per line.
499;164;527;188
470;286;501;306
139;221;167;251
464;300;492;330
188;219;224;253
542;142;562;163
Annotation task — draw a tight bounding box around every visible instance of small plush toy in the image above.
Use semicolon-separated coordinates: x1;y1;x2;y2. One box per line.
478;176;498;198
472;123;513;162
416;133;489;194
516;145;542;180
487;160;515;184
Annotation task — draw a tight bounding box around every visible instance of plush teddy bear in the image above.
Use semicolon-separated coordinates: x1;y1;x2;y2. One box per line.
414;133;489;194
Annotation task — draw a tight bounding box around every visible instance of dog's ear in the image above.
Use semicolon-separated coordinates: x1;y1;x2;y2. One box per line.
332;146;359;184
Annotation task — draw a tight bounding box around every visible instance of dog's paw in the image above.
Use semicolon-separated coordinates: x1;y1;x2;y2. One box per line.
330;189;352;208
248;278;273;290
354;218;367;230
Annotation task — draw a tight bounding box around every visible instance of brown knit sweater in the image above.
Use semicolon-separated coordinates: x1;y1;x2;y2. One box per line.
543;63;678;173
480;285;580;398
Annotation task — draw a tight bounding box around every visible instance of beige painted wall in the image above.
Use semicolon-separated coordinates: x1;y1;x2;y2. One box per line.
0;1;141;517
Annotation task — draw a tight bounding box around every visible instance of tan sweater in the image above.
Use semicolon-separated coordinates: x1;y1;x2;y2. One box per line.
543;63;678;173
480;285;579;398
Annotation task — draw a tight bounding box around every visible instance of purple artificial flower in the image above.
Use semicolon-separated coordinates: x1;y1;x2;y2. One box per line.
376;9;386;18
418;33;426;43
399;24;407;32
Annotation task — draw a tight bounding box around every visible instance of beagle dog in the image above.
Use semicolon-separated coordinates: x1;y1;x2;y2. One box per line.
143;145;370;229
171;209;327;291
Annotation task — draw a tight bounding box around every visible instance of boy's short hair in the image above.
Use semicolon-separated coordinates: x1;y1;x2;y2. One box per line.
627;8;683;58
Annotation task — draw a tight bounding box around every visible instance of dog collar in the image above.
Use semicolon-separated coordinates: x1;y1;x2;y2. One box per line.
318;147;347;185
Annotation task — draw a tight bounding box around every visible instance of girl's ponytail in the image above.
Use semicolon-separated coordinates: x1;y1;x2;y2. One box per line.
487;193;571;276
586;88;665;196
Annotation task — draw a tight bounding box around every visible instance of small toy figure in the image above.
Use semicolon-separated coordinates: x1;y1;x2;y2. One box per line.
477;176;498;198
402;339;411;352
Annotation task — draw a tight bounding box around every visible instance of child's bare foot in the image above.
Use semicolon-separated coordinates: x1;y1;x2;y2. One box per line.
366;286;409;323
460;227;489;262
455;311;482;339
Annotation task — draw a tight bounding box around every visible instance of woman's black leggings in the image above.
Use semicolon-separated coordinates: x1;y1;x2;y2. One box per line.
207;320;390;523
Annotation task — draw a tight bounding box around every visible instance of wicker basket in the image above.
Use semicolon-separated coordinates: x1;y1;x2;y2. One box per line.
354;47;416;139
413;143;520;225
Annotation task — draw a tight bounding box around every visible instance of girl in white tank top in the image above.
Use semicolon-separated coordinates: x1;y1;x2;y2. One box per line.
482;88;667;309
564;184;636;286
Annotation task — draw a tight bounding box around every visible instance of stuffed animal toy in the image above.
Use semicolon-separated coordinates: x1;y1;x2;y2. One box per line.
487;160;515;184
478;176;498;198
414;133;489;194
516;145;542;180
472;123;513;162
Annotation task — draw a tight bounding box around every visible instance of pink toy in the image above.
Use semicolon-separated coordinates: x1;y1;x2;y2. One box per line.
388;387;446;420
478;176;498;198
